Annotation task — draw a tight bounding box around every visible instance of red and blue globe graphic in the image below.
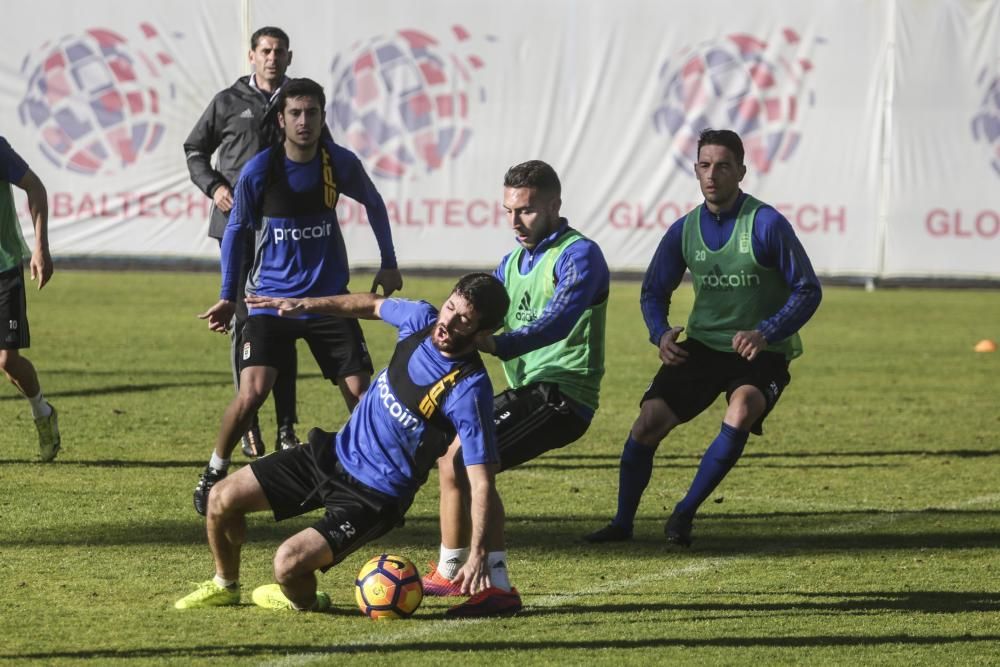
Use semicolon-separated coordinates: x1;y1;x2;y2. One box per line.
971;66;1000;177
328;26;488;180
653;29;820;173
17;24;175;176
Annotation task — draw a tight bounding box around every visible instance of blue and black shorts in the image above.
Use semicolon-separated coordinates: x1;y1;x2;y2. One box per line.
642;337;791;435
239;313;373;380
249;433;406;570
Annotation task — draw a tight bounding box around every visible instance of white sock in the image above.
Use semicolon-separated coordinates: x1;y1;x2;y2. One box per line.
209;452;230;472
438;545;469;579
27;392;52;419
488;551;511;592
213;574;237;589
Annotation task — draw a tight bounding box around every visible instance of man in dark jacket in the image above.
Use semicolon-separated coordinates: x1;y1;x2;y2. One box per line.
184;26;299;458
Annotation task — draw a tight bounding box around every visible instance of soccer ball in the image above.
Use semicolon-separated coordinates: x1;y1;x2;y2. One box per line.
354;553;423;619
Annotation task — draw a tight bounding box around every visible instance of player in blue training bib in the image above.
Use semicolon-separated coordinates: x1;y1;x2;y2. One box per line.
193;78;402;514
176;274;524;618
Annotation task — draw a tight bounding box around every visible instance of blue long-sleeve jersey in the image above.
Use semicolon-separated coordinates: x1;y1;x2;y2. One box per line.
492;220;610;360
220;138;396;316
336;299;498;500
641;192;821;347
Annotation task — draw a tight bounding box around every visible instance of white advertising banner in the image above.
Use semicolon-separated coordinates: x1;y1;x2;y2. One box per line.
883;0;1000;279
0;0;997;280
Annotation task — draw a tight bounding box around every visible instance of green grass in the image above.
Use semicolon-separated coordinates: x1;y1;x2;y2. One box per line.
1;271;999;666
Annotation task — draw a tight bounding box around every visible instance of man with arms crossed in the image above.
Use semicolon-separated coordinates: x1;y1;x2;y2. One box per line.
185;26;300;457
586;128;821;547
193;78;402;516
176;274;517;618
422;160;608;614
0;136;59;461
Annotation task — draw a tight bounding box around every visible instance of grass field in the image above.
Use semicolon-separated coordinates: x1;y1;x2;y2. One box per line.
1;271;998;666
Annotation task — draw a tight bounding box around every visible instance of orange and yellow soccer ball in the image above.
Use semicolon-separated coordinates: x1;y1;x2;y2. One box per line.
354;553;423;619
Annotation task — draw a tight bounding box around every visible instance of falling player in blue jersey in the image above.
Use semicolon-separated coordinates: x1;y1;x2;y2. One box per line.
193;78;402;516
175;273;522;618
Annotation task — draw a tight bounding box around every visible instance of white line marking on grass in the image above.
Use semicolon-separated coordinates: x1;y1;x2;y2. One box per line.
259;493;999;665
257;560;725;666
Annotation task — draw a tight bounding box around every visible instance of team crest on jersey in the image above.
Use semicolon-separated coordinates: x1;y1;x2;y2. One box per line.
242;342;251;361
738;231;751;254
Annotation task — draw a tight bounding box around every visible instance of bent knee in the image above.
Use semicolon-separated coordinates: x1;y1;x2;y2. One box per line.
206;476;245;517
235;388;268;412
631;399;679;445
726;387;766;429
273;543;314;583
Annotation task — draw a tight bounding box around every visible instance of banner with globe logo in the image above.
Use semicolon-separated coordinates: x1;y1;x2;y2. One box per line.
652;29;821;175
971;65;1000;178
327;25;490;180
0;0;996;279
17;24;178;177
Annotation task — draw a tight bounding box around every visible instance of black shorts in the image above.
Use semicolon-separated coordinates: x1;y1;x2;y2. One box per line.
493;382;591;471
240;314;373;380
642;338;791;435
249;437;406;570
0;266;29;350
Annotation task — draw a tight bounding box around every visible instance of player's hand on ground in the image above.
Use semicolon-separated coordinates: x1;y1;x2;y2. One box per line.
197;299;236;333
451;553;492;596
658;326;688;365
211;185;233;213
370;268;403;296
245;294;306;317
29;248;53;290
732;329;766;360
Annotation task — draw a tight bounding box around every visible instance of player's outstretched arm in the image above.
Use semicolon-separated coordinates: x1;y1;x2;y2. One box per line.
245;292;385;319
450;462;498;596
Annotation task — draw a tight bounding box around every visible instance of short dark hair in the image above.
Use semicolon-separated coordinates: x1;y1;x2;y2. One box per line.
503;160;561;198
251;26;290;51
276;78;325;114
697;129;745;165
451;272;510;332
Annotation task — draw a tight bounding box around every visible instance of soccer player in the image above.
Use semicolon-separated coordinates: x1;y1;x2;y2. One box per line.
421;160;609;599
0;136;59;461
176;274;521;618
185;26;300;458
585;128;821;546
193;77;402;516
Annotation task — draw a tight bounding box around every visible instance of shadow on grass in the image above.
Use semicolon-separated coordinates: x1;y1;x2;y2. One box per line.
7;509;1000;553
529;590;1000;615
0;459;211;467
3;632;999;661
512;449;1000;472
0;380;229;401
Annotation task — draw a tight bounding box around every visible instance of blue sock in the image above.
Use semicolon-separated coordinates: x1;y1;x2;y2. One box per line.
675;422;749;517
611;435;656;531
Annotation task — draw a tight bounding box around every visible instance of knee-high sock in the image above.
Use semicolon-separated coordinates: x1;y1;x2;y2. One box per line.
611;436;656;530
675;422;749;517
